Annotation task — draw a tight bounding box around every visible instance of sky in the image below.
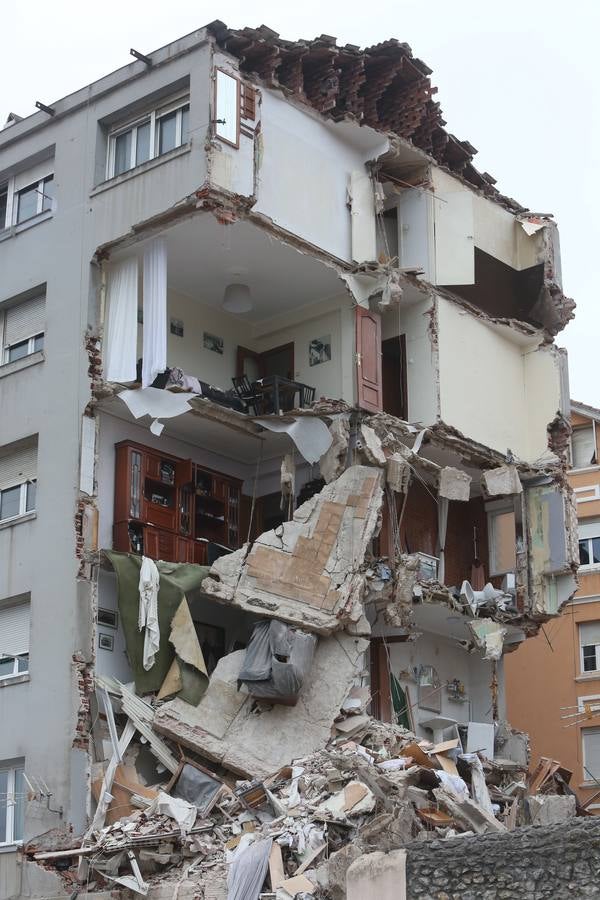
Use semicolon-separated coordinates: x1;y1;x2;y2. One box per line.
4;0;599;404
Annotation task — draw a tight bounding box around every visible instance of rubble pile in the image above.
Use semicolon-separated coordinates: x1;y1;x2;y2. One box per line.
27;681;579;900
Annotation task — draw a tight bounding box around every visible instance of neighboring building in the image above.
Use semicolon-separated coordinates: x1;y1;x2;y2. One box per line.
0;21;577;896
506;400;600;808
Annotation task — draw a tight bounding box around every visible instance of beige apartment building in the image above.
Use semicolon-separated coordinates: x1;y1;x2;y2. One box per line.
506;400;600;809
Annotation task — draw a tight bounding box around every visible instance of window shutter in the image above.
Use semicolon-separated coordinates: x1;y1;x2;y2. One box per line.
572;427;596;468
241;84;256;121
579;518;600;541
0;443;37;492
4;295;45;347
580;622;600;647
13;161;53;193
583;728;600;779
0;602;30;656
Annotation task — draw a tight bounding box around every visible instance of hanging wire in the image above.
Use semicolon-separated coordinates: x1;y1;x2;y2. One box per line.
246;441;264;544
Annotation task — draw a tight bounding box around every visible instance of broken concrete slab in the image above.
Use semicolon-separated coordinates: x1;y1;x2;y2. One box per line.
467;618;507;660
346;849;407;900
154;633;369;779
439;466;471;502
386;453;411;494
482;464;522;496
202;466;384;634
358;424;387;466
433;788;507;834
527;794;576;825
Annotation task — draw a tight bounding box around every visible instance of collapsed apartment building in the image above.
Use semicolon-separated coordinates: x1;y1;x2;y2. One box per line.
0;19;585;900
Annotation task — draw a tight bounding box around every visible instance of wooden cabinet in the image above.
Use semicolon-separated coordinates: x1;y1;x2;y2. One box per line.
113;440;242;565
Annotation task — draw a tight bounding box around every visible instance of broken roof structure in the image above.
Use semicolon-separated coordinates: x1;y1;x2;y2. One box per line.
0;17;587;900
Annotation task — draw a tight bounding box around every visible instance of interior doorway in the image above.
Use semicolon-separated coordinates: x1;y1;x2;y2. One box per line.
382;335;408;420
237;343;295;381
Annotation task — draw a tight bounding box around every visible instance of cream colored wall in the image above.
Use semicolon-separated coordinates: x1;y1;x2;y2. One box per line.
432;168;543;272
523;345;563;461
140;290;353;402
437;296;563;460
137;289;257;391
437;295;528;456
253;294;353;403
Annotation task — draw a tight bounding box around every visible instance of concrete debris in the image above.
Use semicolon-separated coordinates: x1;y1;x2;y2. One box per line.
358;424;387;466
280;453;296;507
202;465;384;634
438;466;471;502
37;692;551;898
319;416;350;484
386;453;411;494
526;794;576;825
467;618;507;660
481;464;522;496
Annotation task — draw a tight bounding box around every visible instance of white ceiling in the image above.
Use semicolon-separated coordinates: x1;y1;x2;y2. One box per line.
122;216;346;324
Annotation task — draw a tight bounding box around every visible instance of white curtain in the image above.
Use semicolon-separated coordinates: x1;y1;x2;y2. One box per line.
142;239;167;388
104;257;138;382
437;497;449;585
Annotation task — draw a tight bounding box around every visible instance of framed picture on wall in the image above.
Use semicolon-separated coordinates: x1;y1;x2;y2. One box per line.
309;335;331;367
98;633;114;652
204;332;224;355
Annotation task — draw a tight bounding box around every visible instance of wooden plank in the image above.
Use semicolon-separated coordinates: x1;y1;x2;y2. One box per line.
269;842;285;891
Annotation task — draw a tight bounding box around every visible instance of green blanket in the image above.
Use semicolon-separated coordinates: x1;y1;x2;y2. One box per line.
104;551;211;705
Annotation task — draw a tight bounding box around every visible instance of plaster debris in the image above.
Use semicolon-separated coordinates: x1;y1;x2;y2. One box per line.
467;618;507;660
482;464;522;496
358;424;387;466
386;452;411;493
255;416;332;464
118;387;192;435
202;466;384;634
319;416;350;484
438;466;471;502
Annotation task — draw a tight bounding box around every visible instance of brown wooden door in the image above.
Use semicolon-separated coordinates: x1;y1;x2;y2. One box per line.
356;306;382;413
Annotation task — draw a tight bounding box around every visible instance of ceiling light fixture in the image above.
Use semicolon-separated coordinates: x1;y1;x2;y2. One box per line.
222;282;253;314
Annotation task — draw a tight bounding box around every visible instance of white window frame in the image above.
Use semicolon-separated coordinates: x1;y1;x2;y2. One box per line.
0;654;28;680
106;94;190;180
0;481;36;523
0;173;54;231
486;499;517;577
570;421;597;471
580;629;600;675
578;519;600;572
3;333;44;365
0;763;24;846
582;726;600;784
